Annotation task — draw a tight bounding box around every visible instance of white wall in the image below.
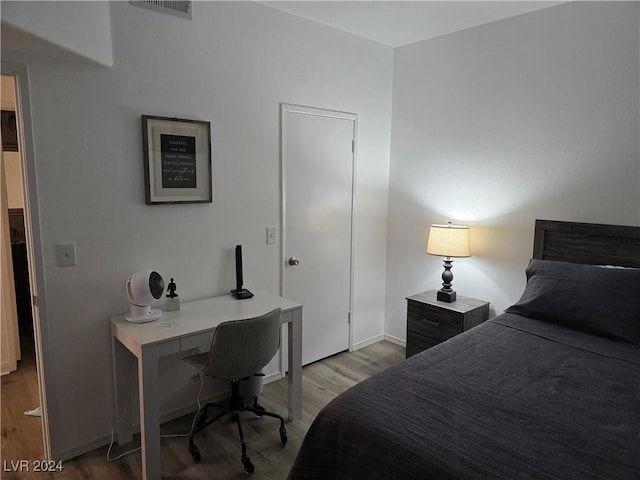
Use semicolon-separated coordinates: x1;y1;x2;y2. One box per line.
2;153;23;208
2;1;392;459
385;1;640;341
1;1;113;67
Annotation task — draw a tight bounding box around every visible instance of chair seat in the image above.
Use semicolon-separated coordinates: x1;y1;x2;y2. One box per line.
183;308;285;474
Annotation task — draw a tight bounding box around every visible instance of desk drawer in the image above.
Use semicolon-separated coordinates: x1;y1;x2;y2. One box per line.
157;339;180;357
181;332;213;352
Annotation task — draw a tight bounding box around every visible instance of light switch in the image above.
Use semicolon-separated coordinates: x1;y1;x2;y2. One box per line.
56;242;77;267
266;227;276;245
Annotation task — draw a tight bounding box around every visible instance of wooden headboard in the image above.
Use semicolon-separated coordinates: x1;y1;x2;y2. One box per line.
533;219;640;268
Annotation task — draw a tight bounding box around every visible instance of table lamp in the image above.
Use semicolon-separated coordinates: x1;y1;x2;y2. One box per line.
426;222;470;303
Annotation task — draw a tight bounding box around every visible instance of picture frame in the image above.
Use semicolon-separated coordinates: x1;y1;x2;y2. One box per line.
142;115;212;204
1;110;19;152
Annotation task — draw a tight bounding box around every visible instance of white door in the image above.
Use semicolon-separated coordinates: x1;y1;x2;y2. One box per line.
281;104;355;366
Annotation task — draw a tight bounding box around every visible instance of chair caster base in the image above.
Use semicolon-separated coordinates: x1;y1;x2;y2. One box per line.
242;455;254;474
253;404;265;419
196;412;208;431
189;443;201;463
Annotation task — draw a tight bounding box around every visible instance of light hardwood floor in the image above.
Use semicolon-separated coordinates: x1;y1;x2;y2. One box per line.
2;341;404;479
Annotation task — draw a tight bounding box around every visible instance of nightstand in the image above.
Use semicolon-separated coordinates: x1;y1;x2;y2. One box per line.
406;290;490;358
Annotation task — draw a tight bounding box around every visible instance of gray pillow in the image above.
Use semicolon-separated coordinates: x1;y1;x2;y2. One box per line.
505;259;640;347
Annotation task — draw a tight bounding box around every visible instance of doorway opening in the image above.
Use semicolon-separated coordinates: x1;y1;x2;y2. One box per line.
1;73;44;461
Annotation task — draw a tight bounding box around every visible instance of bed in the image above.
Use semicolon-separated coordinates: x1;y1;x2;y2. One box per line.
287;219;640;480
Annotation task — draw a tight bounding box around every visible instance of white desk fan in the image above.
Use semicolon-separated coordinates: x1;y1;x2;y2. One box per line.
124;269;164;323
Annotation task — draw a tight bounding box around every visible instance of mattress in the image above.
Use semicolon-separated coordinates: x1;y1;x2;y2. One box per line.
287;313;640;480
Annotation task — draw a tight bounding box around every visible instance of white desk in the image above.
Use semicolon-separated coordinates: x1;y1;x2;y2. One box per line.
111;290;302;480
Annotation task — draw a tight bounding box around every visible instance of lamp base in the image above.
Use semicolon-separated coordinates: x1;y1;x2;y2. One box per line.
437;289;457;303
231;288;254;300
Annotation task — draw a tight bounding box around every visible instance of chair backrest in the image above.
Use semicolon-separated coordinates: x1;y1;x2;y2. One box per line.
202;308;282;380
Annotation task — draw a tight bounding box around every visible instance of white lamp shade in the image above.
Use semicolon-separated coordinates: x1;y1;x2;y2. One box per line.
426;224;471;258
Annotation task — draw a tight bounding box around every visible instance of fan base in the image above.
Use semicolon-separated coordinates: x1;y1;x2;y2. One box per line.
125;308;162;323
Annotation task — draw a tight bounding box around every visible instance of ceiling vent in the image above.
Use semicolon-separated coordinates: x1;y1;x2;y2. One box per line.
130;1;191;20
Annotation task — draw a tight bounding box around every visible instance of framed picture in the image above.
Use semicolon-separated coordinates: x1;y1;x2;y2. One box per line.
1;110;18;152
142;115;212;204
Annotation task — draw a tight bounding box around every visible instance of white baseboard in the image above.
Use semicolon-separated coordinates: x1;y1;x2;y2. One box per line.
383;333;406;347
351;333;385;351
262;371;283;384
351;333;406;351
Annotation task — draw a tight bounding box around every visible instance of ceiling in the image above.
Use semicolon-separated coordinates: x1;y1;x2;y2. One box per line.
259;1;566;48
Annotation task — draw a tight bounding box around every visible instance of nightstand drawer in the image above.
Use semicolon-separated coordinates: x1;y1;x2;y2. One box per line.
405;290;490;359
406;332;441;358
407;300;462;341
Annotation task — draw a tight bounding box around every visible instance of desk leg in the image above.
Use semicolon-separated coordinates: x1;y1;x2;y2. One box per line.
139;346;161;480
111;337;133;445
287;308;302;421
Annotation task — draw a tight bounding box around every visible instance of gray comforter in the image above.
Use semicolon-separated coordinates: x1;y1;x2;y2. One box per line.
287;314;640;480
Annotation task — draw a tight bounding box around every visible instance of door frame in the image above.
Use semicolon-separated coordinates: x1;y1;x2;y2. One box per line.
279;103;358;367
1;62;54;460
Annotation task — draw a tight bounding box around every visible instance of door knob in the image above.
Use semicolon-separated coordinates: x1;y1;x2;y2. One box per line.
288;257;300;266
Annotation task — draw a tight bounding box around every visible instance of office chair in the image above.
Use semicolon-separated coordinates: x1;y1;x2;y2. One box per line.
182;308;287;474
